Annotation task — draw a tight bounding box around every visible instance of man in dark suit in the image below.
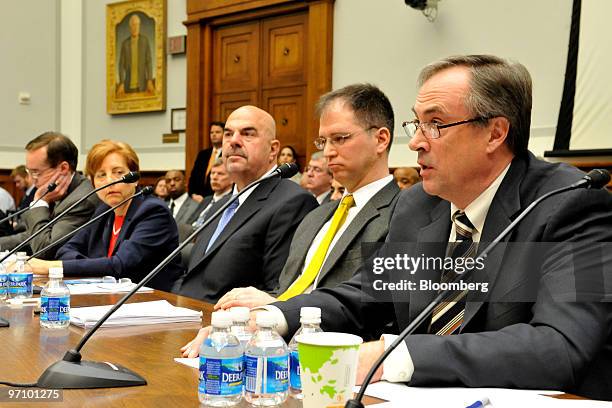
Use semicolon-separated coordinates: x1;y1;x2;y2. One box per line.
175;105;318;303
206;84;401;315
302;152;333;204
189;121;225;200
261;55;612;399
9;165;37;233
166;170;199;227
0;132;100;258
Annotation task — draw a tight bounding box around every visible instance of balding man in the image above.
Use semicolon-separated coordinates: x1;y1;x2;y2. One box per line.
175;106;318;303
117;13;153;96
393;167;420;190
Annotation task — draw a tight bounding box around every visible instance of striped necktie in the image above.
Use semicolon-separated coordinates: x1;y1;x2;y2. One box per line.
428;210;476;335
278;194;356;301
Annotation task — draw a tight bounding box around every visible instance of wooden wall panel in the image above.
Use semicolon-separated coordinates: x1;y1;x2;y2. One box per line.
262;86;306;162
214;22;260;93
262;13;306;88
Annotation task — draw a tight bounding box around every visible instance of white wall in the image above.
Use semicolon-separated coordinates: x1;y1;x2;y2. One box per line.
0;0;60;168
332;0;572;167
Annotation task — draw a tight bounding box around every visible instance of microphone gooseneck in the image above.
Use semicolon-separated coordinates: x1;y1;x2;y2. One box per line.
346;168;611;408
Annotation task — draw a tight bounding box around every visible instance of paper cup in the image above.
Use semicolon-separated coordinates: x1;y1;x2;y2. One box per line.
296;332;363;408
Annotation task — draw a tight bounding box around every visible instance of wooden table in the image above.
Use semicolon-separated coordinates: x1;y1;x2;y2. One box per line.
0;290;383;407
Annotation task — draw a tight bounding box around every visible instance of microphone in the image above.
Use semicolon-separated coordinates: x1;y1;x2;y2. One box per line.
345;168;611;408
0;172;140;264
34;166;290;389
27;186;153;261
0;182;57;226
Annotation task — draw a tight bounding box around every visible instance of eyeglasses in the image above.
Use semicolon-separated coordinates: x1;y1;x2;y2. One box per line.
401;117;487;140
26;166;53;179
314;126;379;150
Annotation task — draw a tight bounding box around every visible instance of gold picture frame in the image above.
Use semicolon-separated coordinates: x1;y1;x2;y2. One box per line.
106;0;166;115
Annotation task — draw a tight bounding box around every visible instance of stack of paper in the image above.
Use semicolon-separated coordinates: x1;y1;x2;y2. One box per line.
67;282;154;295
70;300;202;328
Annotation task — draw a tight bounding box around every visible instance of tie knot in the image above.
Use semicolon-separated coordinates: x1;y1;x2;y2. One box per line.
340;194;355;208
452;210;474;240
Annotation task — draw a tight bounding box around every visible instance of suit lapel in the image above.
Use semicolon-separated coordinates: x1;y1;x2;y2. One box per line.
109;196;141;255
401;200;450;331
462;157;526;330
318;181;399;284
292;203;337;278
189;178;280;270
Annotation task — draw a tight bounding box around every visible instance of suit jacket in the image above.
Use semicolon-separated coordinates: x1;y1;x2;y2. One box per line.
273;180;400;295
119;35;152;92
171;195;200;225
189;148;217;197
57;194;183;291
0;173;100;259
13;187;37;233
275;152;612;400
176;177;318;303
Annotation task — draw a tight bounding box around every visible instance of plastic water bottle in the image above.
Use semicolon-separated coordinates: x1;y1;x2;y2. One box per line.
288;307;322;399
40;267;70;329
229;306;252;348
199;310;244;407
0;262;7;301
8;252;33;299
244;311;289;406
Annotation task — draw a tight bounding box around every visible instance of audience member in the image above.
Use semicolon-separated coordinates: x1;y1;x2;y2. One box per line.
278;145;302;184
189;121;224;201
0;186;15;214
152;176;168;199
190;159;233;230
166;170;199;226
303;152;333;204
174;105;318;303
9;165;37;233
393;166;420;189
182;83;400;356
28;140;182;291
329;178;345;201
0;132;99;258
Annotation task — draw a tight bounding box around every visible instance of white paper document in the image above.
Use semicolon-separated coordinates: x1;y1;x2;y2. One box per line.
66;279;153;295
354;381;609;407
70;300;202;328
174;357;199;369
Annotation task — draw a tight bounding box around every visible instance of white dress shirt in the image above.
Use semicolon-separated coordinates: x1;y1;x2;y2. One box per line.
169;192;189;218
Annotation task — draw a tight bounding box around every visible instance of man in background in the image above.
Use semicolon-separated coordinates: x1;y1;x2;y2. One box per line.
303;152;333;204
393;166;420;189
165;170;199;227
189;121;225;201
9;165;37;232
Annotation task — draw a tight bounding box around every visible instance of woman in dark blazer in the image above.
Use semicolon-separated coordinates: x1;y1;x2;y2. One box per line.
29;140;183;291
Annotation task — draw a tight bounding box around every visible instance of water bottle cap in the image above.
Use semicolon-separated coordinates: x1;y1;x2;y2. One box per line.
229;306;250;322
211;311;233;328
255;311;276;327
49;267;64;278
16;252;28;260
300;307;321;319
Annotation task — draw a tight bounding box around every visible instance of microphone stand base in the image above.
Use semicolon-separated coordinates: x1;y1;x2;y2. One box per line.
37;360;146;389
344;399;365;408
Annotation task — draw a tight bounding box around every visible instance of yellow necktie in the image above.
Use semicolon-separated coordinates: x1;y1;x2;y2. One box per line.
205;148;218;177
278;194;355;301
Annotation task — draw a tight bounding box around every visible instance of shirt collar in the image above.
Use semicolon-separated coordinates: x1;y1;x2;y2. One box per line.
231;165;278;206
342;175;393;210
171;192;189;207
450;163;511;237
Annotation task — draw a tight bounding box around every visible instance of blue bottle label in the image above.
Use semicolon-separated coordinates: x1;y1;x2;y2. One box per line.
8;273;33;296
245;354;289;394
40;296;71;322
0;273;8;295
289;350;301;390
198;356;243;396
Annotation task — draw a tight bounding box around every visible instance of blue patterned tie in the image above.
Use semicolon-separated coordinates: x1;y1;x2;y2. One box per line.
205;197;239;254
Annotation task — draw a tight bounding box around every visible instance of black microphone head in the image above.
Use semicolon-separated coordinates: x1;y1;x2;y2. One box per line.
584;169;611;189
141;186;154;195
122;171;140;183
47;182;58;192
277;163;299;179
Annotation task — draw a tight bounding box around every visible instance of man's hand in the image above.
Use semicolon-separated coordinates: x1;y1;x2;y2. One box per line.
192;194;204;203
34;169;71;204
355;340;385;385
180;326;211;358
25;258;62;276
214;286;277;310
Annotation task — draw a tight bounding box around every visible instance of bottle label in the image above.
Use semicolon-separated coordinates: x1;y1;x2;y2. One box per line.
198;356;243;396
40;296;71;322
8;273;33;296
289;350;301;390
0;273;8;296
245;354;289;394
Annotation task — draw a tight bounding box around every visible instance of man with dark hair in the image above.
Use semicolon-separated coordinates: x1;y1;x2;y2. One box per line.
0;132;100;258
165;169;199;227
181;84;400;357
9;165;37;233
241;56;611;399
189;121;225;200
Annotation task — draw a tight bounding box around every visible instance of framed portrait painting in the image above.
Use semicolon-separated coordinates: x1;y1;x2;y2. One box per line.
106;0;166;114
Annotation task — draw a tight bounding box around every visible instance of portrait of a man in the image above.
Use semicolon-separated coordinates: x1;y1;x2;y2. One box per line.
117;13;155;96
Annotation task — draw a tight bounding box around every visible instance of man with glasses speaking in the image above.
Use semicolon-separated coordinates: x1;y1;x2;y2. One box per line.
261;56;612;399
0;132;100;258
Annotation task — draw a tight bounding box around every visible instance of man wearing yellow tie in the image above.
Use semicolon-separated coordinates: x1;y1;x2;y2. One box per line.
181;83;400;357
188;121;225;201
